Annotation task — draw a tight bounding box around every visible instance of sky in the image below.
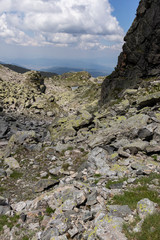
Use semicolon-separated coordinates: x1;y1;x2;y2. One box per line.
0;0;140;70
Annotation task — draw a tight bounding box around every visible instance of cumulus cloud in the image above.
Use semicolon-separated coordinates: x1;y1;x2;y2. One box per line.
0;0;124;50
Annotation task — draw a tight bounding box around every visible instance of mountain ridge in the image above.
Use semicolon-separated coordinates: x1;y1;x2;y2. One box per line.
41;66;111;77
0;63;58;78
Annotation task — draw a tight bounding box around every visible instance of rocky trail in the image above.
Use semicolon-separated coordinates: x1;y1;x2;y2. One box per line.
0;0;160;239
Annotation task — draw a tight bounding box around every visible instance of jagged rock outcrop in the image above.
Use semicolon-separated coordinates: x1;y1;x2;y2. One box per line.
101;0;160;103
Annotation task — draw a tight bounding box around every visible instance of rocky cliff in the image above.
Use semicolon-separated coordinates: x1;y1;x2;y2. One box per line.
101;0;160;103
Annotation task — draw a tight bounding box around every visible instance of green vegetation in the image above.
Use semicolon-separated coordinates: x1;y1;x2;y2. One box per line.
111;185;160;209
106;177;127;189
51;175;60;180
0;187;6;193
94;179;99;185
62;163;70;171
79;147;85;152
123;213;160;240
22;236;29;240
10;170;23;179
46;206;55;216
94;173;102;178
108;174;160;239
82;151;89;157
59;146;74;156
67;146;74;151
134;173;160;185
60;149;66;156
151;155;158;161
37;215;44;222
0;215;19;232
94;174;102;185
109;174;160;210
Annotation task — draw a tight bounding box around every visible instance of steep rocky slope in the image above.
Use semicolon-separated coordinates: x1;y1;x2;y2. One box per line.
0;64;160;240
0;0;160;239
101;0;160;103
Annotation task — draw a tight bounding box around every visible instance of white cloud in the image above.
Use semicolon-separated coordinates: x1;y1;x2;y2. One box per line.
0;0;12;12
0;0;124;50
0;14;14;38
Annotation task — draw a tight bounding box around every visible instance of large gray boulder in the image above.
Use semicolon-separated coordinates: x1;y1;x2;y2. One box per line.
88;114;149;148
137;198;157;219
0;119;8;139
4;130;38;157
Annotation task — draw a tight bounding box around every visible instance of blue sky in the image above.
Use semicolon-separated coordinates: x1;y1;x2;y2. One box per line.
109;0;139;32
0;0;140;70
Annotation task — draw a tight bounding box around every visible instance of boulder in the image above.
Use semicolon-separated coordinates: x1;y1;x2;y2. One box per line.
123;139;149;154
146;144;160;153
49;110;92;142
4;157;20;169
5;130;38;157
34;179;60;193
24;71;46;93
137;91;160;108
137;198;157;219
88;114;149;148
107;205;132;218
0;169;6;177
88;214;127;240
0;197;10;215
88;147;110;175
0;119;8;139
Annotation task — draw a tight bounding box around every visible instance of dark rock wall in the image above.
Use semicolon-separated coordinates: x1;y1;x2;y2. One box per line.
101;0;160;103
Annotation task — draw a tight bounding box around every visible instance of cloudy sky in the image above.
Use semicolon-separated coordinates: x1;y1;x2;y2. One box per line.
0;0;139;70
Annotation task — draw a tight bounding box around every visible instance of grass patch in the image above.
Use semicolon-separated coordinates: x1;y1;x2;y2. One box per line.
82;151;89;157
62;163;70;171
94;179;99;185
106;177;127;189
37;215;44;222
67;146;74;151
0;187;6;193
94;174;102;178
108;173;160;209
0;215;19;232
79;148;85;152
94;174;102;185
60;149;66;156
152;155;158;161
110;185;160;210
51;175;60;180
46;207;55;216
22;237;29;240
10;171;23;179
134;173;160;185
123;213;160;240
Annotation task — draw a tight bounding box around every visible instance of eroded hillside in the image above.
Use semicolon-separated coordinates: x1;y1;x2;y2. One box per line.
0;63;160;240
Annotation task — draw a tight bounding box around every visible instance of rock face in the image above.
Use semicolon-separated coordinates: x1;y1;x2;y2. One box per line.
101;0;160;103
